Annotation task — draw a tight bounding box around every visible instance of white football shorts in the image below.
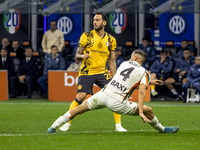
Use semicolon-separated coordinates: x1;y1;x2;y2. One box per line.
86;90;138;115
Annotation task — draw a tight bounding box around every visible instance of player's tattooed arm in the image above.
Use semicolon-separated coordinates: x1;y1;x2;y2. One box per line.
75;47;90;61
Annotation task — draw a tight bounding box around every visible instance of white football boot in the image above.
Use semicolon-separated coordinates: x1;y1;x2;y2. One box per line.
115;123;127;132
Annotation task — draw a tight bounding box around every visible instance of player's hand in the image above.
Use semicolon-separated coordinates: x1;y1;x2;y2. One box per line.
139;113;151;123
150;80;164;86
82;53;91;60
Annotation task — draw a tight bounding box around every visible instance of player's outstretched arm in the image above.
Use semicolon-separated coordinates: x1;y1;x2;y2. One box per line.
149;80;164;86
138;84;151;123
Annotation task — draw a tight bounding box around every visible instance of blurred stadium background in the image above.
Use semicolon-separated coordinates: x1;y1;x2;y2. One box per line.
0;0;199;53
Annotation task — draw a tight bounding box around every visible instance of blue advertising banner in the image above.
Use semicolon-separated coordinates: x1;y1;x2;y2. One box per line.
46;0;82;47
158;0;194;13
47;14;82;47
159;13;194;47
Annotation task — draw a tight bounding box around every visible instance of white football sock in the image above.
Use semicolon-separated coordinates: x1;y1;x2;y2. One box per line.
51;112;72;129
149;116;164;132
115;123;122;126
171;89;178;95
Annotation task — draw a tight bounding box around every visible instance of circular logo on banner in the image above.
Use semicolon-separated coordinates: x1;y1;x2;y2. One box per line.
57;15;74;36
167;14;187;36
3;9;21;34
109;8;127;34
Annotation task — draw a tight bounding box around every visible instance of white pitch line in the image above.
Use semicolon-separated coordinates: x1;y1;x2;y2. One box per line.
0;102;71;105
1;130;150;137
0;102;199;107
0;130;158;137
0;129;199;137
148;104;200;107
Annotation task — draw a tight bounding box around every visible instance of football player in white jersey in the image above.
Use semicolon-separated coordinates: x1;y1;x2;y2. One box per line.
48;50;179;133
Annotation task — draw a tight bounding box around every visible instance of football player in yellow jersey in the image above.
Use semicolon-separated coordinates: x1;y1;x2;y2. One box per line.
59;12;127;132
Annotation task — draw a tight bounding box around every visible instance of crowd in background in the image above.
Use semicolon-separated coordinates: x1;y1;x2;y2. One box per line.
0;22;200;102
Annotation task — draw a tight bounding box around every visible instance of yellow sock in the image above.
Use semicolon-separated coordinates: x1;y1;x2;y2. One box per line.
68;100;80;123
151;85;155;91
113;112;121;124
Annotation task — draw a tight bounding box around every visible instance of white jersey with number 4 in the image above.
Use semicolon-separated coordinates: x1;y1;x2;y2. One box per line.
103;61;150;102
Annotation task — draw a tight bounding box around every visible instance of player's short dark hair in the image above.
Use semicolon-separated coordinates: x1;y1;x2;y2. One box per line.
134;50;147;63
95;12;107;22
51;45;58;50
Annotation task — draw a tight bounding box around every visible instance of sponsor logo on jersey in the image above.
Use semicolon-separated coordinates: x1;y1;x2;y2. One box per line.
110;80;127;92
57;15;74;36
3;9;21;34
167;14;187;36
109;8;127;34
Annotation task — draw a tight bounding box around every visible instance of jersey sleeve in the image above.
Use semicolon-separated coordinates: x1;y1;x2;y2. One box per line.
78;33;87;48
110;36;117;51
140;72;150;87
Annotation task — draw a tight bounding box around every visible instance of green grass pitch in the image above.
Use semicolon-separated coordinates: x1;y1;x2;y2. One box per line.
0;99;200;150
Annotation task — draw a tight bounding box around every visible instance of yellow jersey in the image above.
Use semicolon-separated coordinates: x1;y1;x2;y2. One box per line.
78;30;117;76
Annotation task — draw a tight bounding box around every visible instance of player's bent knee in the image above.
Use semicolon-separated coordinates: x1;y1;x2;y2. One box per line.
144;105;152;112
76;93;87;102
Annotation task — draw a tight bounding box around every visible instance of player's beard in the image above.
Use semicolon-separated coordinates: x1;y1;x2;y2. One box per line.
94;23;104;32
